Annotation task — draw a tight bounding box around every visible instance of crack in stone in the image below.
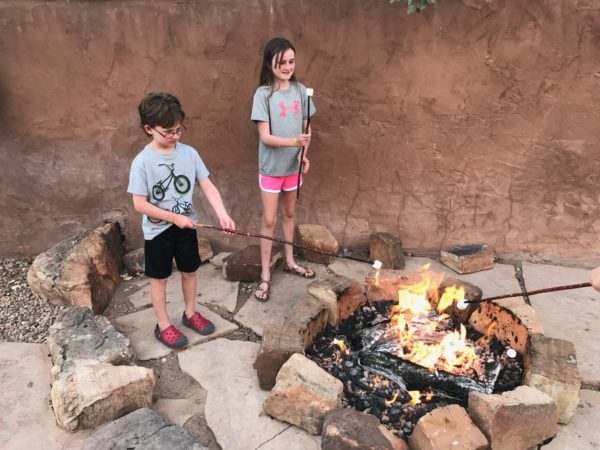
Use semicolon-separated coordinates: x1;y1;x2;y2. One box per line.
254;424;292;449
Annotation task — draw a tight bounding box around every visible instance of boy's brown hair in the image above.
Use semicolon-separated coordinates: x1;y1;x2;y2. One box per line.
138;92;185;130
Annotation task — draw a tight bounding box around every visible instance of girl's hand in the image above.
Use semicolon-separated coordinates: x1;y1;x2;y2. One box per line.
296;133;311;147
299;155;310;173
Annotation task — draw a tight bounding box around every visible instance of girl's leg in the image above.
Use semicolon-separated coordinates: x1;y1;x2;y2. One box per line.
280;190;298;267
257;190;279;297
181;271;197;319
150;277;170;330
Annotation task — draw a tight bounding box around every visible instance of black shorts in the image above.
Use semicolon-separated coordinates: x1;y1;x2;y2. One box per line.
144;225;201;279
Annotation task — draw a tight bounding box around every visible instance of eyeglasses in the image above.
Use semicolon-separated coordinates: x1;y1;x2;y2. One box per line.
153;124;186;138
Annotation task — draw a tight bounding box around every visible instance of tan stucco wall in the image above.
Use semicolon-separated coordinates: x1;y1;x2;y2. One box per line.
2;0;600;264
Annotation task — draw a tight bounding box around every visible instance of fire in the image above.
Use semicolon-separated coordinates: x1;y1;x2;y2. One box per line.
332;338;349;355
407;390;421;405
390;266;481;376
385;392;399;405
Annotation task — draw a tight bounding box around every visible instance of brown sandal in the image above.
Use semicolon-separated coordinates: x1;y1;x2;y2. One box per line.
254;279;271;302
283;263;316;279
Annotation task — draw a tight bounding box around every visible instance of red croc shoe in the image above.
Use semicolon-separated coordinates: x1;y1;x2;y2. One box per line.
182;312;215;336
154;324;188;349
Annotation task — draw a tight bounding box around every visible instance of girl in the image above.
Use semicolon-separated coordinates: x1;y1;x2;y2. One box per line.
250;37;316;301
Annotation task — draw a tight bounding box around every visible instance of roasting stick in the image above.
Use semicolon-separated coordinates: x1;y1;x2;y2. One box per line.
297;87;314;199
194;223;369;263
464;282;592;305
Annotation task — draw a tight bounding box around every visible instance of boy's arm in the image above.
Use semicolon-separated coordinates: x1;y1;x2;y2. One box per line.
131;194;195;229
591;266;600;292
198;178;236;231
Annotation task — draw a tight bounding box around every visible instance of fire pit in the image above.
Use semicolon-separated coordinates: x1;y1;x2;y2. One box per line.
306;273;524;439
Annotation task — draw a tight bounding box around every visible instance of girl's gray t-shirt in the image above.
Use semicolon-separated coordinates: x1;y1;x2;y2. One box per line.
127;142;209;240
251;82;316;176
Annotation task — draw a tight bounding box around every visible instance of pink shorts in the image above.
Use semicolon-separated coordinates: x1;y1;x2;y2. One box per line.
259;173;303;193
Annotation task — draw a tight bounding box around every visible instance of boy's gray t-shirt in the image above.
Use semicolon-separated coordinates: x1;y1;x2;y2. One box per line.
251;82;316;176
127;142;209;240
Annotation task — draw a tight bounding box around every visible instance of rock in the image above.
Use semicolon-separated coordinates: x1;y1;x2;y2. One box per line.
47;306;135;373
322;408;409;450
297;224;339;264
27;221;124;314
307;275;366;326
81;408;207;450
409;404;488;450
468;385;557;449
366;269;431;302
255;324;305;391
435;277;482;324
290;296;330;349
440;244;494;274
223;245;283;281
51;362;155;431
123;248;144;275
209;251;231;268
369;232;405;270
264;353;343;435
525;334;580;424
198;237;214;262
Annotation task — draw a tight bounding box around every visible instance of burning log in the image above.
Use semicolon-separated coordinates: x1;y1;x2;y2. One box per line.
359;351;496;402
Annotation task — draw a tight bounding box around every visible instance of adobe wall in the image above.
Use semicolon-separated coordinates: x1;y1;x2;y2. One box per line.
2;0;600;264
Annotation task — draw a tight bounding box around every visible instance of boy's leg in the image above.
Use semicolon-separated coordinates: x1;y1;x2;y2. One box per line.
150;277;171;330
181;271;197;319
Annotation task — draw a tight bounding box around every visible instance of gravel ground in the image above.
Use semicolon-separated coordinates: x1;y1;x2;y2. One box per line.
0;258;64;343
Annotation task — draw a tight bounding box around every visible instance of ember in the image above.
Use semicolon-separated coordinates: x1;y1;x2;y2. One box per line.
306;267;524;438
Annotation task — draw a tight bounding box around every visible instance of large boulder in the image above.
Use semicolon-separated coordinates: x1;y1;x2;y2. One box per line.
27;221;124;314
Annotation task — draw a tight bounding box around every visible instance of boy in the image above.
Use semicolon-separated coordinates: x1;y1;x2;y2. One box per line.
128;92;235;349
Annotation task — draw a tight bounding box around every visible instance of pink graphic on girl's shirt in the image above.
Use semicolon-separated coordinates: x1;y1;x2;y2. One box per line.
278;100;301;117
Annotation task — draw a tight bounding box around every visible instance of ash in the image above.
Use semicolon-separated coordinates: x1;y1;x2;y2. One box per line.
306;301;524;439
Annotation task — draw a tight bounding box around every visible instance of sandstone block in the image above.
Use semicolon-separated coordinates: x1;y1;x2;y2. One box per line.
254;324;305;391
51;362;155;431
440;244;494;274
307;275;366;326
297;224;339;264
366;269;426;302
525;334;580;424
409;404;488;450
322;408;409;450
264;353;343;435
468;385;557;449
223;244;283;281
469;298;542;354
369;232;405;269
81;408;207;450
123;248;144;275
290;296;330;349
198;236;214;262
27;221;124;314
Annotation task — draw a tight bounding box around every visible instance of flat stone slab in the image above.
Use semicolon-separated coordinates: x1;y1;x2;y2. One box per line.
126;265;239;313
178;338;319;450
151;398;196;427
0;342;90;449
544;389;600;450
234;262;327;336
328;259;373;290
115;303;238;360
522;262;599;387
404;257;521;299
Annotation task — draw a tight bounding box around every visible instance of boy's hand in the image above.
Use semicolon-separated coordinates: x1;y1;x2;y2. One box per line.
591;266;600;292
172;214;195;229
218;214;236;235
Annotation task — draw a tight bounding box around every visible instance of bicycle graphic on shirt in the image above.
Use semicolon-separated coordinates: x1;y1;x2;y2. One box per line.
148;197;193;224
152;163;191;201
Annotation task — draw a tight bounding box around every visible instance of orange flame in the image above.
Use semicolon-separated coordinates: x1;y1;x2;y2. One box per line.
407;390;421;405
332;338;349;355
385;392;399;405
389;266;481;376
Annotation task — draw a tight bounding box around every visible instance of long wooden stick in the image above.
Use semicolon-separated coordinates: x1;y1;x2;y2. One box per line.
465;282;592;304
194;223;368;262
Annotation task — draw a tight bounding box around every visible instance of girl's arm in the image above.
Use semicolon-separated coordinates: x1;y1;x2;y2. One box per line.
257;121;311;149
198;177;236;231
131;194;195;229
